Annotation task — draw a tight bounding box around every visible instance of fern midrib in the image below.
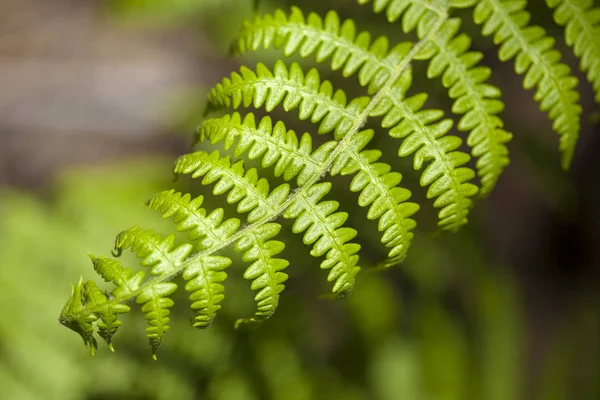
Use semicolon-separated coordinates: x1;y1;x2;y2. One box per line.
77;10;449;321
488;0;580;127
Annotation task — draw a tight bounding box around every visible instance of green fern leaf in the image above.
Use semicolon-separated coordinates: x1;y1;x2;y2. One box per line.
546;0;600;104
233;7;405;94
114;226;193;276
199;112;419;261
414;17;512;195
82;280;129;351
198;113;337;186
147;189;241;249
370;74;478;230
207;61;369;140
90;254;145;298
456;0;582;169
234;223;289;326
59;0;595;357
183;254;231;328
284;182;361;296
173;151;292;320
233;7;508;195
136;281;178;359
330;129;419;261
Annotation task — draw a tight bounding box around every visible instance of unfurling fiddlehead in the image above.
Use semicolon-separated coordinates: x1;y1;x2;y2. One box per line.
60;0;596;357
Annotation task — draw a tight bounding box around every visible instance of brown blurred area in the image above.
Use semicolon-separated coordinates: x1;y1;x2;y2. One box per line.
0;0;220;189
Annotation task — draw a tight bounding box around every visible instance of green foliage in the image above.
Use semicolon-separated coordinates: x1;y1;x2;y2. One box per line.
60;0;598;357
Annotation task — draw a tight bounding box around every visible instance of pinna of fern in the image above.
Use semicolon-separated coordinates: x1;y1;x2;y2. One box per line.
60;0;596;357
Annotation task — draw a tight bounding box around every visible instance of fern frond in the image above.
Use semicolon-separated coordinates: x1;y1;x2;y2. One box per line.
456;0;582;169
415;17;512;195
370;75;478;230
147;189;241;249
234;223;289;326
233;7;509;194
546;0;600;104
207;61;369;140
199;113;418;261
174;151;291;319
114;226;193;276
113;227;193;355
233;7;407;94
81;280;130;351
61;7;502;354
209;61;476;229
283;182;361;296
197;113;330;186
182;254;231;328
91;254;145;298
136;281;178;359
59;0;596;358
330;129;419;260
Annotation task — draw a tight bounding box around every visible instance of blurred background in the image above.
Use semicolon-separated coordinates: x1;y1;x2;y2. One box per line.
0;0;598;399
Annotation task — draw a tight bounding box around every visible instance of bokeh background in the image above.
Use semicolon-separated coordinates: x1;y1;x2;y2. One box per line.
0;1;598;399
